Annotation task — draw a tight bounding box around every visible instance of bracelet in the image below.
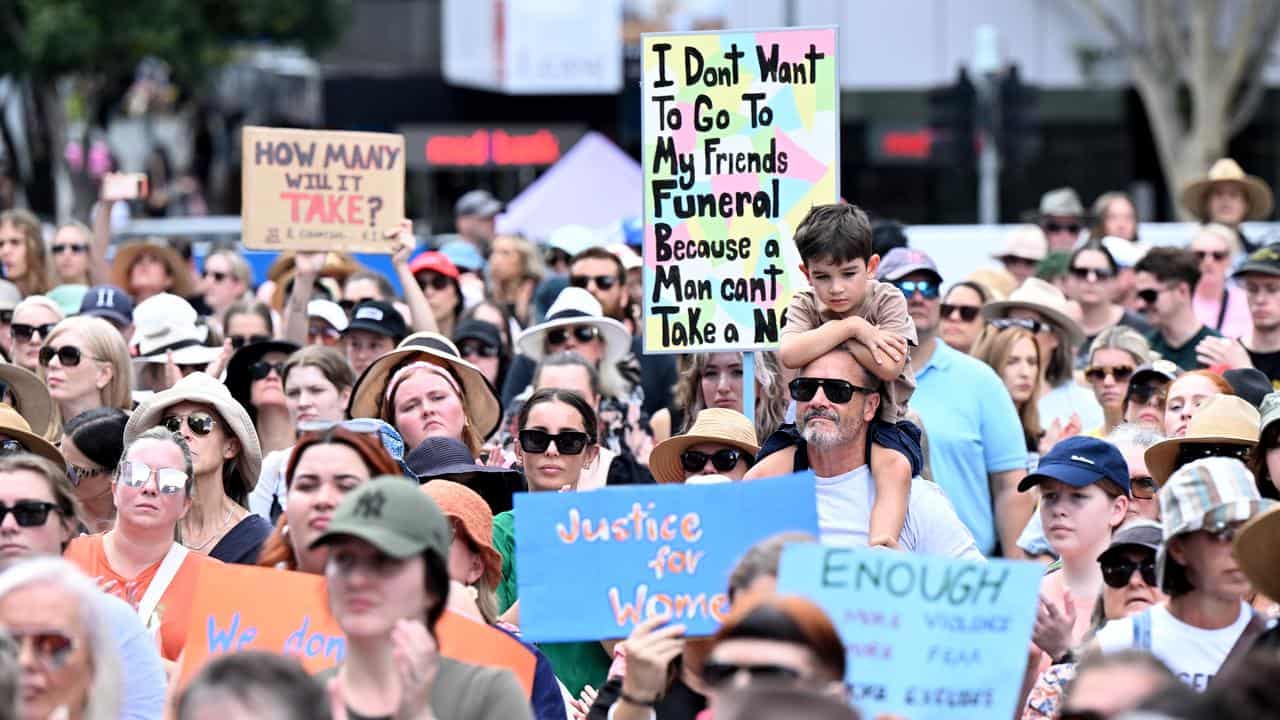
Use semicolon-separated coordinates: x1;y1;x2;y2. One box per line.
619;690;658;708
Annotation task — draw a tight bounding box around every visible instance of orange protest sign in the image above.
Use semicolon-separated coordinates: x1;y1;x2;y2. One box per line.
241;126;405;253
178;562;536;696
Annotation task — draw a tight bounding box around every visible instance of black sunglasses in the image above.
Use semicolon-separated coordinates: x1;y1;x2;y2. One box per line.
1193;250;1230;262
1126;383;1167;408
459;340;499;358
1084;365;1134;383
1100;556;1157;589
1136;288;1162;305
547;326;600;347
940;303;980;322
10;323;56;344
1130;475;1157;500
701;661;802;687
38;345;88;368
991;317;1048;334
893;279;939;299
51;243;87;255
203;270;229;282
161;412;218;437
1175;443;1250;466
229;334;271;350
570;274;619;291
10;629;75;670
0;440;24;457
1044;222;1081;234
1068;266;1115;281
680;448;748;473
250;361;284;380
417;273;453;291
0;500;60;527
518;428;591;455
788;377;874;404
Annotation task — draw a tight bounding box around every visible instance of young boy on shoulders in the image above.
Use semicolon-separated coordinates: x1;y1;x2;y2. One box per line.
777;203;920;549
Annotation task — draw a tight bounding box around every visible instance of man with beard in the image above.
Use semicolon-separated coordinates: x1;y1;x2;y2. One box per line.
1195;245;1280;386
746;346;981;558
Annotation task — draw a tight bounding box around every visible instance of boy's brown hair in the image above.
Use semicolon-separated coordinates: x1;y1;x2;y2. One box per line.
792;203;873;266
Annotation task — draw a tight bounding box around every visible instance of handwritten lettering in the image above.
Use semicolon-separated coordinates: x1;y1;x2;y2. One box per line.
607;584;730;628
555;504;703;544
819;548;1010;605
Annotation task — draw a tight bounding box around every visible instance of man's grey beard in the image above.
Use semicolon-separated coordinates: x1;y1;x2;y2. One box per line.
801;408;847;450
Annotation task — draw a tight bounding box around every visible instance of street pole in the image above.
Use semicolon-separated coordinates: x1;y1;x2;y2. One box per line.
973;26;1001;225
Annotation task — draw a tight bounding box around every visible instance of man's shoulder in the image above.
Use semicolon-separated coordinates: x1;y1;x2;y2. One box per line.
926;342;1001;380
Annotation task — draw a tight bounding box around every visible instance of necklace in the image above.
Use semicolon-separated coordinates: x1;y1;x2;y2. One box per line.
184;504;238;552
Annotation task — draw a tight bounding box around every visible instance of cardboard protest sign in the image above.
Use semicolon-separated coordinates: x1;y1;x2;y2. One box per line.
641;27;838;353
178;562;535;696
514;472;819;642
776;545;1042;720
241;126;404;253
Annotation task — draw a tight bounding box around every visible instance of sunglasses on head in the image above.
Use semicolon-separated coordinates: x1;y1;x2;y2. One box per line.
570;274;619;291
118;461;188;495
0;500;60;527
67;463;106;488
1084;365;1134;383
10;323;56;344
1129;475;1157;500
547;325;600;347
417;273;453;291
51;243;87;255
1100;556;1157;589
990;317;1048;334
1193;250;1230;262
701;661;802;688
297;418;386;435
518;428;591;455
9;630;75;670
250;361;284;380
1068;266;1115;281
160;412;217;437
940;303;980;322
892;279;939;299
680;448;749;474
459;339;499;358
1135;287;1163;305
1175;443;1250;466
788;377;874;404
229;334;271;350
39;345;90;368
1044;222;1081;234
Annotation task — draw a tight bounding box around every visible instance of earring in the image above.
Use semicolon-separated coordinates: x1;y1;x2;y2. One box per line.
281;522;290;537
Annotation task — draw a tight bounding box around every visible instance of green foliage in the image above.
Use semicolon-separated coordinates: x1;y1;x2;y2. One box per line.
0;0;349;84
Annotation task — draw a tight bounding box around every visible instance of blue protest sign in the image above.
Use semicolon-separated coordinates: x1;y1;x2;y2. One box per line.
776;544;1041;720
515;472;819;643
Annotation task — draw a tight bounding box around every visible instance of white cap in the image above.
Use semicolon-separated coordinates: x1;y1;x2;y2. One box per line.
308;299;348;332
608;243;642;271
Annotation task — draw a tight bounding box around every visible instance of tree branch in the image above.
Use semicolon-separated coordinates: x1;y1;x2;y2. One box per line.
1224;0;1264;86
1153;0;1191;84
1226;0;1280;135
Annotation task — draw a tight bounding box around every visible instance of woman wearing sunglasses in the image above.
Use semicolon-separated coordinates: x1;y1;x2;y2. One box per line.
649;408;759;484
315;478;532;720
1081;327;1151;437
39;316;132;432
1121;361;1178;431
938;281;990;354
9;295;64;373
225;339;301;456
124;372;269;564
62;408;129;533
454;318;510;391
249;346;356;522
50;221;94;287
200;249;253;333
1063;241;1151;370
257;421;402;573
409;251;464;339
1191;224;1250;338
65;427;213;663
650;351;787;449
494;388;610;697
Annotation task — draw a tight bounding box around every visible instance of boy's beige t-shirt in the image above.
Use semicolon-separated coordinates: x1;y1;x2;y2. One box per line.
782;280;917;422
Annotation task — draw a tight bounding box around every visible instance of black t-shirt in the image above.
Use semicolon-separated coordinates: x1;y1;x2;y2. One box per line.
1147;325;1220;371
1248;347;1280;389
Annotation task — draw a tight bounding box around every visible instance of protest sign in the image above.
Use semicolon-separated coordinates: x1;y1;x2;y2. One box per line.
178;562;535;695
241;126;405;253
514;472;819;642
641;27;838;353
776;544;1042;720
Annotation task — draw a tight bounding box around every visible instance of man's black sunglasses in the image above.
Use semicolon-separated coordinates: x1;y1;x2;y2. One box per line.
788;377;875;404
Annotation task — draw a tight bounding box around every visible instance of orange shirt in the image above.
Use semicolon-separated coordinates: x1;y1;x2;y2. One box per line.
64;534;215;661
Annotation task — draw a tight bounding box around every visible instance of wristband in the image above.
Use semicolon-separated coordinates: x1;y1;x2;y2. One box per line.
619;690;658;707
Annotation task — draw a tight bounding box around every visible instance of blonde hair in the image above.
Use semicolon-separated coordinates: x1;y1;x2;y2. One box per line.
972;326;1043;450
205;248;253;287
674;351;788;443
1087;325;1151;366
51;221;93;285
1194;223;1241;256
43;316;133;411
12;294;65;323
380;361;483;457
0;209;50;296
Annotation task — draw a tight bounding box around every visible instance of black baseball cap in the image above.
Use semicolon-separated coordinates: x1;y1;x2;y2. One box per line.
1234;244;1280;279
342;300;407;341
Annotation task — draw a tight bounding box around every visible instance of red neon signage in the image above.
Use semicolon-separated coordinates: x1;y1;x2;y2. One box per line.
424;129;561;167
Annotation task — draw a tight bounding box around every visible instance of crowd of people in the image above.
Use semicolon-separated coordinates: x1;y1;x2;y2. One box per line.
0;160;1274;719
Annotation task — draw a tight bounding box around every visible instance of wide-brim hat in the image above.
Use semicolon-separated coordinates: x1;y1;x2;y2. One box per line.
422;479;505;586
224;341;301;418
0;364;53;438
130;292;217;364
266;251;362;310
1145;394;1260;487
1234;504;1280;600
982;277;1086;347
347;341;501;440
514;287;630;364
110;239;194;298
407;436;525;514
0;405;63;468
1180;158;1273;222
124;372;262;492
649;408;760;484
991;225;1047;262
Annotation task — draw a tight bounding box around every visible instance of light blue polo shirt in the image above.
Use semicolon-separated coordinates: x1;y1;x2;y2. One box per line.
912;339;1028;555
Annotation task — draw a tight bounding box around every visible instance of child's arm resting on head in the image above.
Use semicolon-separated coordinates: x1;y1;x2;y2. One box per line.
846;320;909;382
779;315;863;369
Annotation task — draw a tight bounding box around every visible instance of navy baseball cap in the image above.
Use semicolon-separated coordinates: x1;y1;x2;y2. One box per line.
78;285;133;327
1018;436;1131;495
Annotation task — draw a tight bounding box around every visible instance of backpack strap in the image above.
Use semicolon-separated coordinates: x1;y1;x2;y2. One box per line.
137;542;189;636
1131;608;1153;651
1210;609;1268;688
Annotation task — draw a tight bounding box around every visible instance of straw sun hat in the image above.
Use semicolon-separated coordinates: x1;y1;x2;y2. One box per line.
648;408;760;484
1180;158;1274;222
981;277;1086;347
1144;394;1259;487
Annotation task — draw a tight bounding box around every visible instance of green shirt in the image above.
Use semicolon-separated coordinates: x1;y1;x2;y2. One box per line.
318;657;532;720
1146;325;1220;371
493;510;611;697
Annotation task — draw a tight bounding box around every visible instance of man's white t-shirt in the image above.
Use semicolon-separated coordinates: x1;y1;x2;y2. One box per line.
1094;601;1252;691
814;466;984;560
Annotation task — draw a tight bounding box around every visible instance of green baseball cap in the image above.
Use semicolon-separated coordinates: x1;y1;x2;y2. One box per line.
310;475;451;559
